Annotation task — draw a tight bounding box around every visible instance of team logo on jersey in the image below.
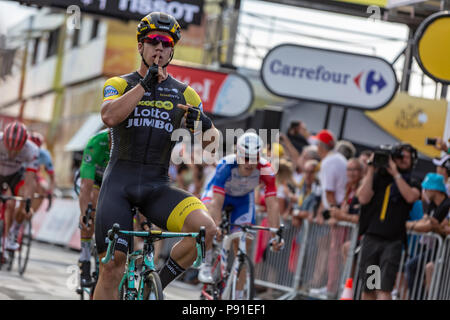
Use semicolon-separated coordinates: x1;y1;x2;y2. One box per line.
104;85;118;98
84;154;92;163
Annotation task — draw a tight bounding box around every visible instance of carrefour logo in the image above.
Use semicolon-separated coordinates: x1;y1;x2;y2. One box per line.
354;70;387;95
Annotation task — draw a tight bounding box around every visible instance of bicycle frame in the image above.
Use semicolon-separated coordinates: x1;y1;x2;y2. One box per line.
202;223;283;300
102;224;206;300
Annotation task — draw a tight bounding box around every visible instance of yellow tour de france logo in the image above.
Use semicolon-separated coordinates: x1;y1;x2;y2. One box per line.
137;100;173;110
414;11;450;84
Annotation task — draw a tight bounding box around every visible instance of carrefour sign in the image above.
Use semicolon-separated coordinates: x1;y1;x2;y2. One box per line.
261;44;398;110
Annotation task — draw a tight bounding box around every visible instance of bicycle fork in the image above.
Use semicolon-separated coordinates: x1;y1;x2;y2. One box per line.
221;232;247;299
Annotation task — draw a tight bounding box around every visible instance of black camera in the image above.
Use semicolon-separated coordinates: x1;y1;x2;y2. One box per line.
372;145;393;168
372;143;414;169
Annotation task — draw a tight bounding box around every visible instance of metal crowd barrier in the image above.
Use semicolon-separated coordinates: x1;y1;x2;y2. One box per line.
353;231;444;300
250;215;359;300
430;235;450;300
250;214;449;300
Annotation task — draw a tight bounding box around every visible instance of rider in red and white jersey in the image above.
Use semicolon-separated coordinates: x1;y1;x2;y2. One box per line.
0;121;39;250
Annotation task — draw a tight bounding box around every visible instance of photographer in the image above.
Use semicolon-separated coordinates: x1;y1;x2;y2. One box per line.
357;143;421;300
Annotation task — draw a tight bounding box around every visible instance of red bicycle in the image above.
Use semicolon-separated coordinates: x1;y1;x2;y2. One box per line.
0;192;33;276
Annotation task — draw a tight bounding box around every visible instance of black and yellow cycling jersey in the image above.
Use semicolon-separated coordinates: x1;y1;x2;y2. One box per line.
95;72;207;255
102;71;203;168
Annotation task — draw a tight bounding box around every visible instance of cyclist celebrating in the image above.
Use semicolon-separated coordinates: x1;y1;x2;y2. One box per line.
199;132;284;292
77;128;110;286
28;131;55;212
0;121;39;251
94;12;217;300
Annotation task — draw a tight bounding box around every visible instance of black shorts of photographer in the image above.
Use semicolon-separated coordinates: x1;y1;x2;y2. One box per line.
357;143;421;300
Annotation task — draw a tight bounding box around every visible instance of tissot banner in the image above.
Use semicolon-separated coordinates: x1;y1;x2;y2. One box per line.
261;44;398;110
167;64;253;117
9;0;204;27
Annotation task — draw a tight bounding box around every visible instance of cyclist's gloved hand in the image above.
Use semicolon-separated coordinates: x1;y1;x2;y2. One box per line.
139;63;159;92
177;104;213;133
269;237;285;252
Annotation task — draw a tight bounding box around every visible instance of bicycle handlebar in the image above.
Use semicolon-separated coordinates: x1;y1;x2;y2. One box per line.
101;223;207;268
0;194;33;214
193;226;206;268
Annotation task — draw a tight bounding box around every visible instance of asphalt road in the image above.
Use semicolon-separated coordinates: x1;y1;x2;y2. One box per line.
0;241;200;300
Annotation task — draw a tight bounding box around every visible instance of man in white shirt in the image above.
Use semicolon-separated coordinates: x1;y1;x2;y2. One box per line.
309;129;348;298
314;129;347;213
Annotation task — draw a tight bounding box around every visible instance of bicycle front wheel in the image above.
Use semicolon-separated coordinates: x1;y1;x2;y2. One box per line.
143;271;164;300
17;220;32;276
229;254;255;300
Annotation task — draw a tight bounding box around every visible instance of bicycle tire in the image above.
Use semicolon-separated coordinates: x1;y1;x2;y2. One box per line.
119;277;129;300
229;254;255;300
0;219;4;270
17;220;32;276
143;271;164;300
89;244;99;300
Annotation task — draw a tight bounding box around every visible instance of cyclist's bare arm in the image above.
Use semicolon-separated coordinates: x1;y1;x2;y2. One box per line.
101;85;146;127
23;171;37;199
265;195;283;251
207;192;225;227
79;178;95;225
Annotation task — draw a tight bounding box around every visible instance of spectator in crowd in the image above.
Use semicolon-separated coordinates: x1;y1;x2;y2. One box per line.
357;143;421;300
175;163;193;191
331;158;363;225
292;159;321;226
359;150;373;175
276;159;297;220
286;121;310;154
432;154;450;196
309;129;347;298
331;158;364;280
335;140;357;160
405;173;450;299
313;129;348;224
280;131;319;185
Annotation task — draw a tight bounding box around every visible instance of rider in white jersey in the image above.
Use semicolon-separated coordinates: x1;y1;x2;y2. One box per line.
0;122;39;251
199;133;284;290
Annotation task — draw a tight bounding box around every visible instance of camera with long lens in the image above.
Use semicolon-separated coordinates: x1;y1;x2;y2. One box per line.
372;145;392;168
372;144;405;168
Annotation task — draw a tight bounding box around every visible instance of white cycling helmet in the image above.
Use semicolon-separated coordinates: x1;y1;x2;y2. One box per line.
236;132;264;159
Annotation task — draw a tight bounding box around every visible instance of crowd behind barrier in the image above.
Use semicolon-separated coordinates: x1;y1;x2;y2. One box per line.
163;120;450;300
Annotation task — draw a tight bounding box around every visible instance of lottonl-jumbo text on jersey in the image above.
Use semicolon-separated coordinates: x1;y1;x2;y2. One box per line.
102;72;203;169
80;130;110;183
203;154;277;198
0;132;39;176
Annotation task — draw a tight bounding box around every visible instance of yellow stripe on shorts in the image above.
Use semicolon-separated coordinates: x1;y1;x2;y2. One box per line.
167;197;207;232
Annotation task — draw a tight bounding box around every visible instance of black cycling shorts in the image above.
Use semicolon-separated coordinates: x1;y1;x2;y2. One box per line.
0;168;25;196
95;159;207;255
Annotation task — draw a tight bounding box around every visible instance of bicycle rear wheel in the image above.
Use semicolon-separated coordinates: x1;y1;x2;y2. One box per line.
143;271;164;300
229;254;255;300
17;220;32;276
0;219;5;270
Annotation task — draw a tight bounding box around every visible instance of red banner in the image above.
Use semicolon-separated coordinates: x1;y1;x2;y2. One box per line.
167;64;253;117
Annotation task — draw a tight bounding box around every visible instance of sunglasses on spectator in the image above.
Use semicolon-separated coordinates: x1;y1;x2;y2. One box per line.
142;34;174;48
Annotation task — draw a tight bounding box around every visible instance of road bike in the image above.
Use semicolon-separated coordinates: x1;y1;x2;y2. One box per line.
102;222;206;300
75;202;99;300
200;206;284;300
0;192;33;275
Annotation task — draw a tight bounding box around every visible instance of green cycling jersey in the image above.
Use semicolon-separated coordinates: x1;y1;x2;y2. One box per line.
80;129;110;187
